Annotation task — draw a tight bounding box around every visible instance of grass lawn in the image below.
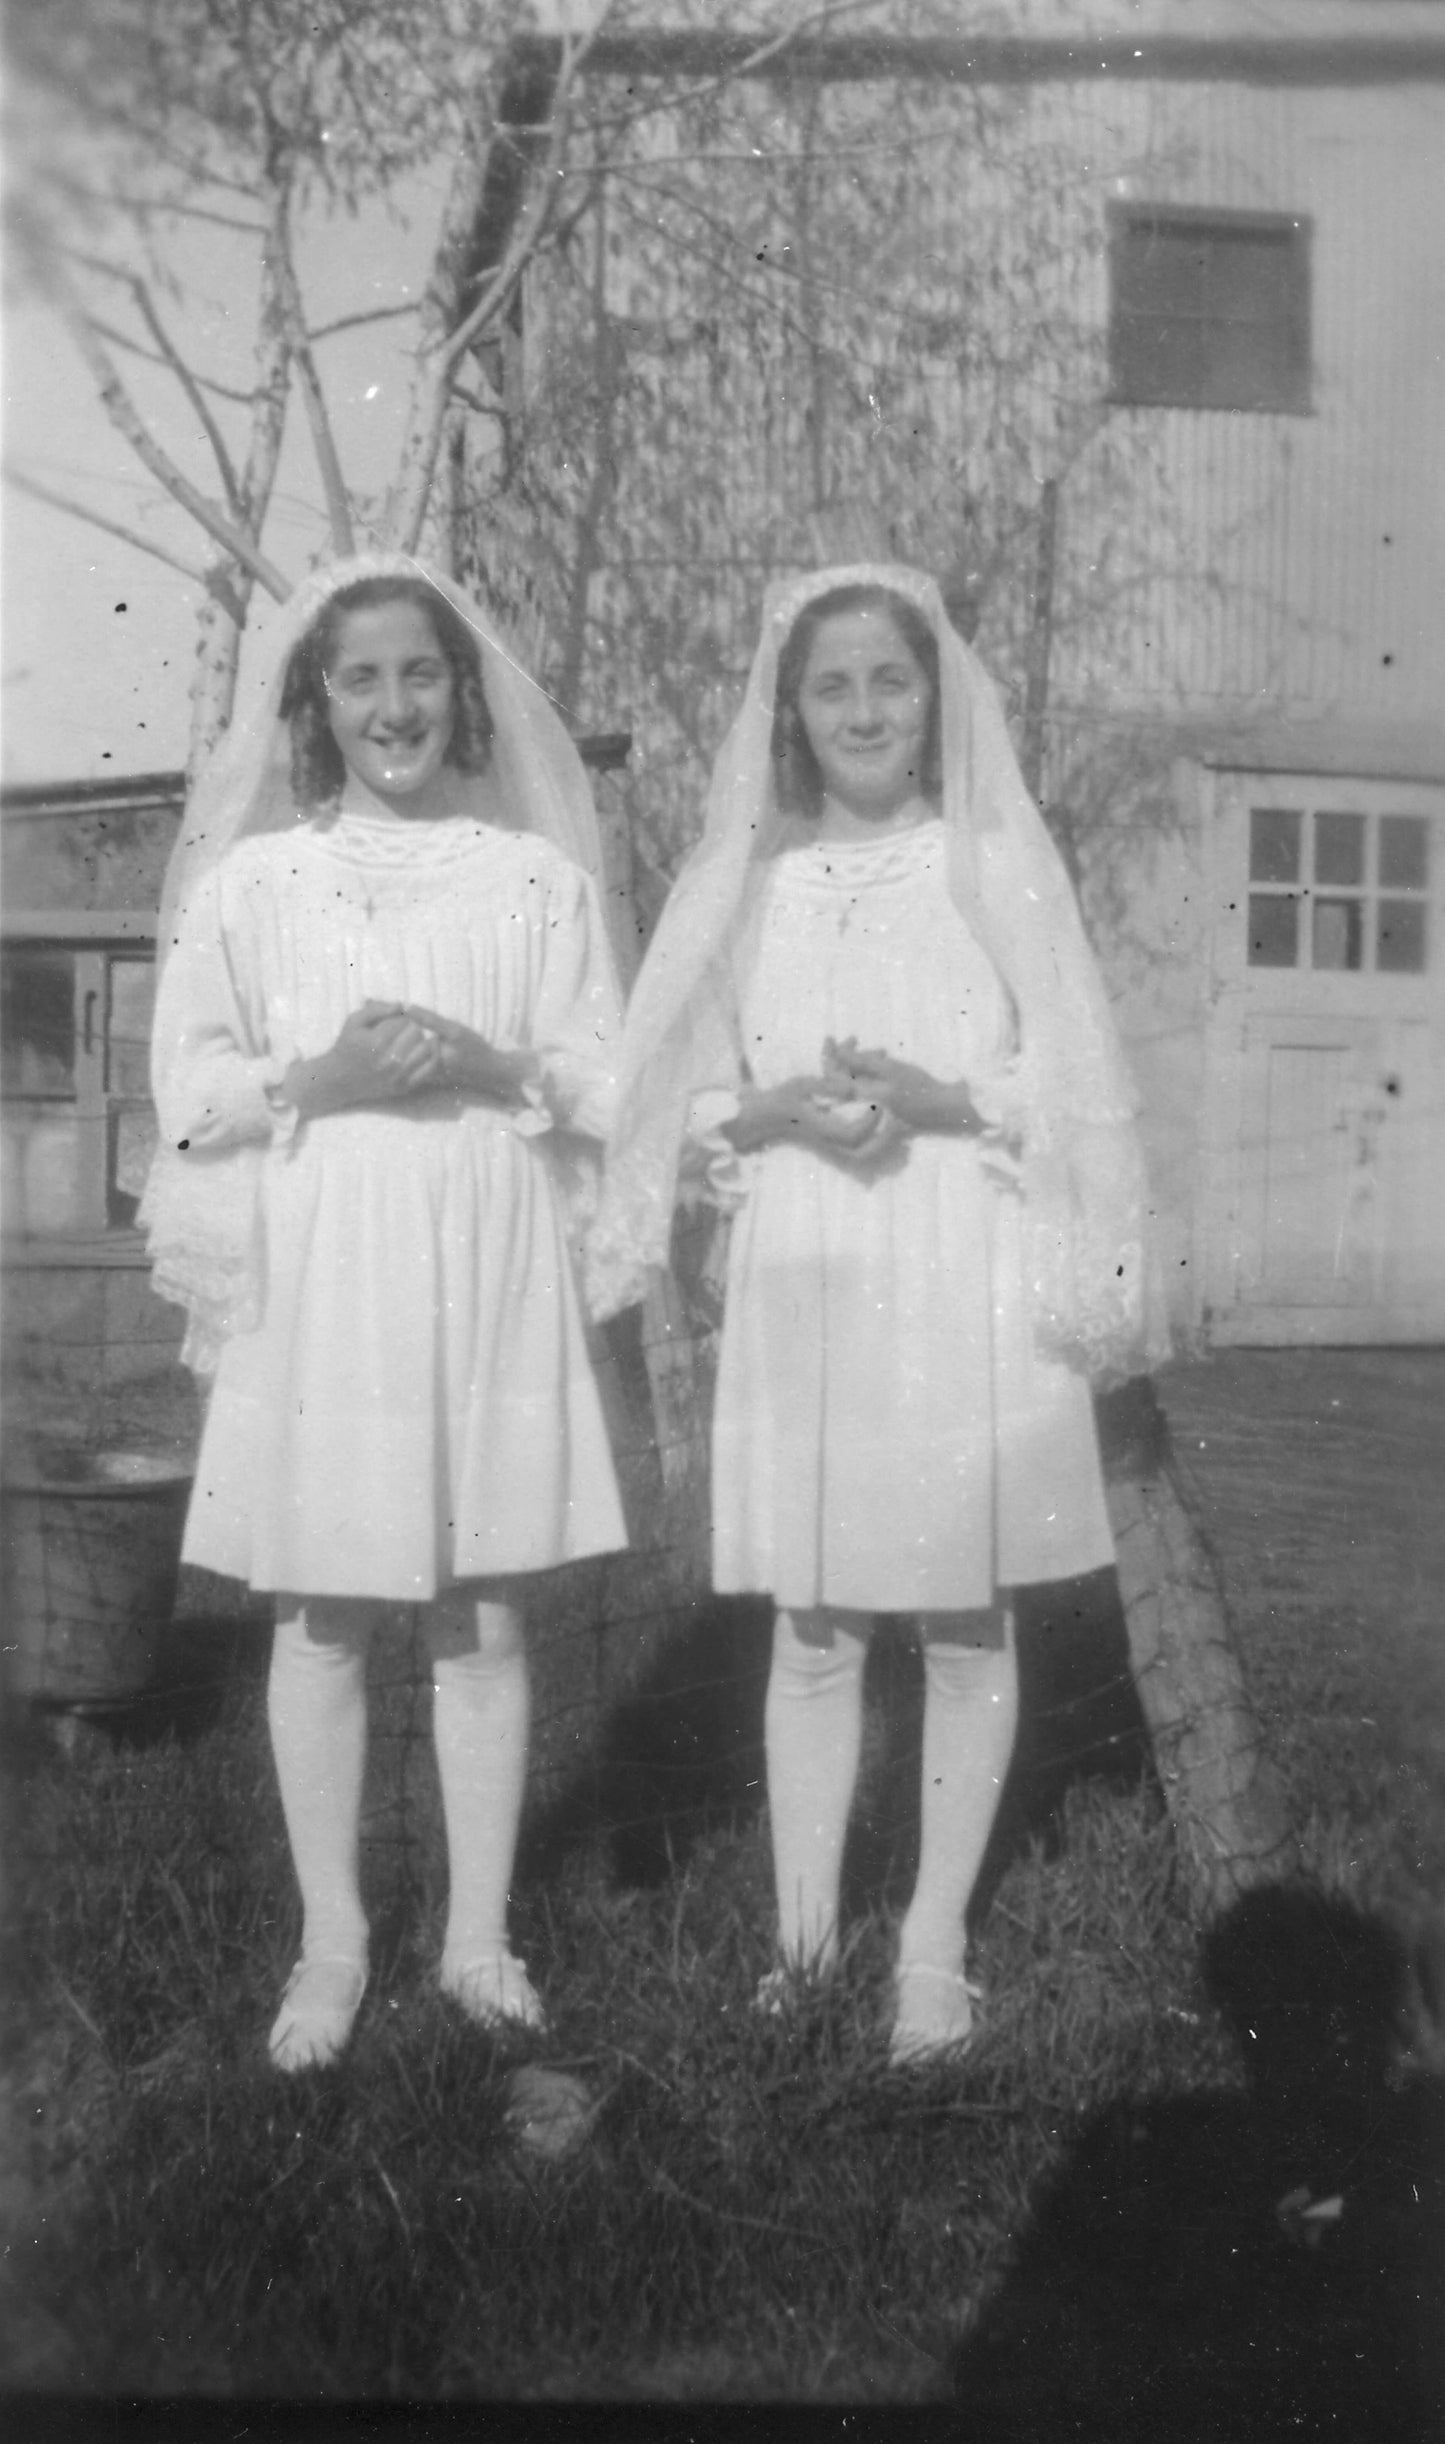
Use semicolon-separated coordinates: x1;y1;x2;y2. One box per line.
1;1352;1441;2410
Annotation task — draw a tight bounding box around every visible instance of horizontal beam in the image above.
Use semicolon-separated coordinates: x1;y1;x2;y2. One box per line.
519;29;1445;88
0;772;183;822
1;909;157;940
0;732;632;824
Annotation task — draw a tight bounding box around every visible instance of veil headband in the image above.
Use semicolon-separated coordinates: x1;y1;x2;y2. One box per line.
143;551;610;1372
587;561;1168;1385
155;551;604;968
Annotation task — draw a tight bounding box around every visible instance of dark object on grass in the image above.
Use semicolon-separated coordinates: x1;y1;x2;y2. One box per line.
952;1884;1445;2441
1;1439;190;1712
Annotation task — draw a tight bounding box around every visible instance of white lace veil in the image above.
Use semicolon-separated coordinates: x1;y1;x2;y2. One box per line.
143;550;608;1373
586;561;1169;1387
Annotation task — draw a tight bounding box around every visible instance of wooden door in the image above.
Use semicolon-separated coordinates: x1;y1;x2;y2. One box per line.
1200;773;1445;1343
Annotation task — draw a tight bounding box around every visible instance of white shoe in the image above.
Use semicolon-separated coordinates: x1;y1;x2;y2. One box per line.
751;1957;836;2019
752;1964;796;2019
268;1953;368;2072
440;1948;547;2033
889;1963;982;2066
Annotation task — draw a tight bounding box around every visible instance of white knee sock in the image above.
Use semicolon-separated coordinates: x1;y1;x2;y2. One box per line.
426;1592;530;1971
267;1598;378;1965
897;1619;1019;1975
764;1607;869;1971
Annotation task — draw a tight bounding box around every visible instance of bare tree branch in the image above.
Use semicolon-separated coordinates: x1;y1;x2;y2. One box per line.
274;240;355;554
306;301;420;344
37;173;267;235
125;270;245;519
183;169;302;775
608;161;958;334
83;318;260;407
3;465;213;588
579;0;878;145
49;266;291;602
386;15;651;554
430;24;605;391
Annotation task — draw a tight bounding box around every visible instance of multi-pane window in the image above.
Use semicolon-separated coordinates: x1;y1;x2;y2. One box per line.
1109;205;1311;414
0;940;158;1238
1246;806;1431;975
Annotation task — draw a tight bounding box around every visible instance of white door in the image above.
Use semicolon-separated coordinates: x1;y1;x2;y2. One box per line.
1200;773;1445;1343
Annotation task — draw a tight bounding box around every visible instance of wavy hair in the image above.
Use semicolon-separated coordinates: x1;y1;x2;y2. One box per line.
770;582;943;816
278;575;494;808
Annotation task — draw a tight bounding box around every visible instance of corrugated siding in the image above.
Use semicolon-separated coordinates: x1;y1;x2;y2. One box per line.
1042;78;1445;722
519;64;1444;883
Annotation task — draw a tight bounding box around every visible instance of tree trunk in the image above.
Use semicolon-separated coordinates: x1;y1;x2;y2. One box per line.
1096;1376;1300;1914
183;174;298;785
185;582;245;781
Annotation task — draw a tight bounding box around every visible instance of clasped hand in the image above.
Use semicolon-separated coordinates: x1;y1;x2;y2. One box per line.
288;1001;534;1117
750;1071;903;1164
823;1037;981;1136
729;1037;981;1164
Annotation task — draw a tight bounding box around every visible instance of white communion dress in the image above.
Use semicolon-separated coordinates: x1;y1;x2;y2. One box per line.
690;819;1115;1613
152;806;627;1599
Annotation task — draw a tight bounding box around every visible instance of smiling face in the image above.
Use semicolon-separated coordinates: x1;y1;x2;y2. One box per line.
323;598;457;812
793;605;934;825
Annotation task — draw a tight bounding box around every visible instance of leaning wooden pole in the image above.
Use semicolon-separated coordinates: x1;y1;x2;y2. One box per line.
1096;1379;1300;1913
993;510;1297;1910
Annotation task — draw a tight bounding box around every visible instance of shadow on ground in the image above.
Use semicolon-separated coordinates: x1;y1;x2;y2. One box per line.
838;1568;1156;1932
5;1560;1155;1935
951;1882;1445;2442
517;1565;1155;1914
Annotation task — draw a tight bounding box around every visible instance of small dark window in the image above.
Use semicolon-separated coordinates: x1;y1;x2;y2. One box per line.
1379;815;1429;892
1248;895;1299;967
1109;207;1311;413
1314;812;1364;889
1312;898;1362;972
1249;807;1302;884
1;947;77;1097
1244;801;1432;976
1;942;156;1237
1377;901;1426;975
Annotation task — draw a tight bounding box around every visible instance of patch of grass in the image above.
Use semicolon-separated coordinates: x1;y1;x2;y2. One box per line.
3;1662;1238;2404
7;1345;1441;2409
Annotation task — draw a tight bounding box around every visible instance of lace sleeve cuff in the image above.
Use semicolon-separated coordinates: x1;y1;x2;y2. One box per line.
970;1059;1030;1146
178;1051;295;1151
514;1048;617;1143
512;1068;556;1139
680;1088;749;1209
261;1061;303;1150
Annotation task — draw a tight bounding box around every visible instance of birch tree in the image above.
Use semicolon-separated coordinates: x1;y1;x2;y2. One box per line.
3;0;606;780
3;0;873;783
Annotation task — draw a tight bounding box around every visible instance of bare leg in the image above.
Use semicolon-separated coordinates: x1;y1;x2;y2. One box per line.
426;1583;542;2029
763;1605;870;1973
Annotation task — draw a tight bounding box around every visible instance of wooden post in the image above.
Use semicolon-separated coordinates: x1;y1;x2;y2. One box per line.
948;523;1298;1913
1096;1378;1300;1913
1020;475;1059;803
588;748;711;1574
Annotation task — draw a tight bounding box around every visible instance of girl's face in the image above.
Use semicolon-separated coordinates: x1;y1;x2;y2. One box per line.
323;598;456;811
794;606;933;820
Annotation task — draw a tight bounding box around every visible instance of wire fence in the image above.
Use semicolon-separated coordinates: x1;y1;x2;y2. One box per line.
11;1267;1159;1920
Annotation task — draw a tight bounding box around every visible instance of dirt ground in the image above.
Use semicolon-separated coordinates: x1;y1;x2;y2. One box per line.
1157;1345;1445;1909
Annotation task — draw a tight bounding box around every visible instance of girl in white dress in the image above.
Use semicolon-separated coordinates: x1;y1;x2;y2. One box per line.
145;554;626;2070
589;564;1164;2064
